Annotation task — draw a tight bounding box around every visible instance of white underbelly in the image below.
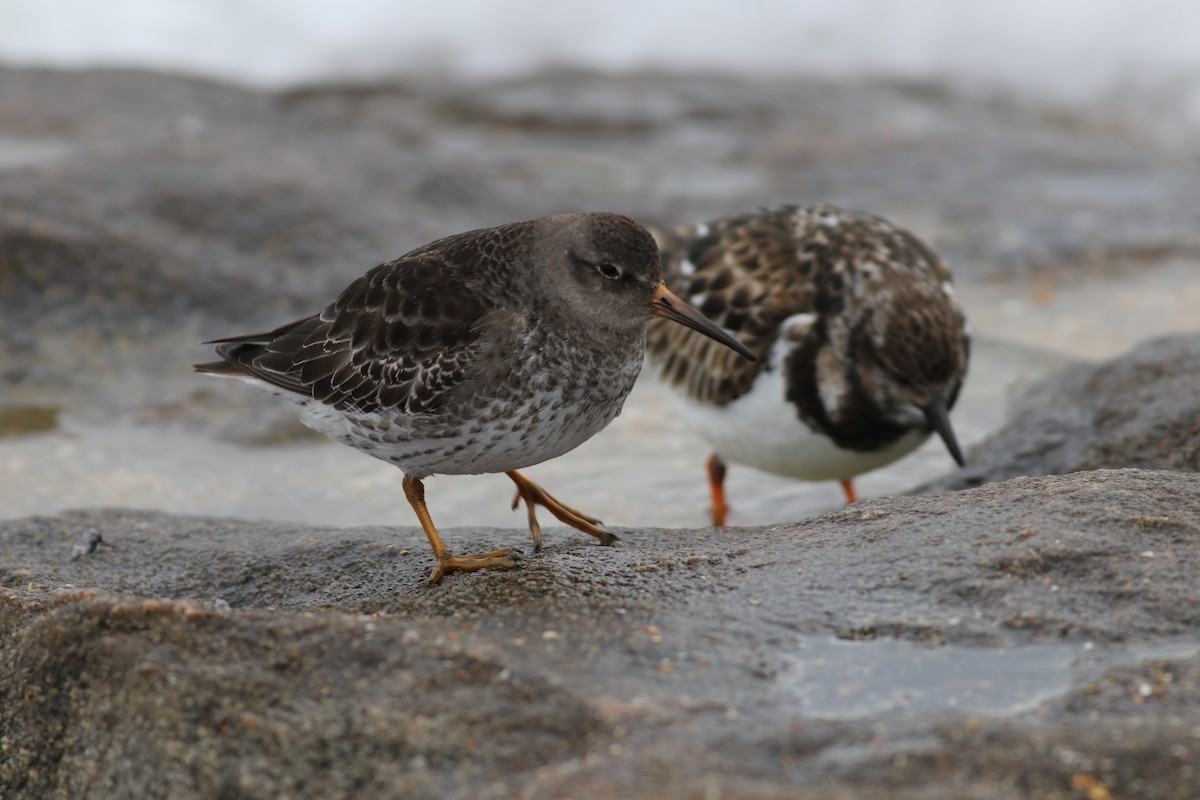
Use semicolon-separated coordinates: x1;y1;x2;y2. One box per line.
300;391;619;478
224;370;632;479
665;367;930;482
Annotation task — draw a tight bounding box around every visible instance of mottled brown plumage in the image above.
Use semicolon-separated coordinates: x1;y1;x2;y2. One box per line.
646;204;969;524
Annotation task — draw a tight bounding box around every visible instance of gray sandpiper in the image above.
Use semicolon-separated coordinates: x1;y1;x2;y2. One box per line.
197;211;755;582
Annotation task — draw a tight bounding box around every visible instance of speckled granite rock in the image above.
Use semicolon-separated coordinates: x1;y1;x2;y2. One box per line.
3;469;1200;798
927;334;1200;491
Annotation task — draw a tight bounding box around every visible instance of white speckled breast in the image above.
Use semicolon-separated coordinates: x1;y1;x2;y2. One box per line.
295;334;644;478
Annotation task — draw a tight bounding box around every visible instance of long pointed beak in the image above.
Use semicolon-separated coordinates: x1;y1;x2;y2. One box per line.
923;395;965;466
651;283;756;361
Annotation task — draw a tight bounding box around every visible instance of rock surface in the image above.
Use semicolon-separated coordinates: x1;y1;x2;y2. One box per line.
3;469;1200;799
929;334;1200;491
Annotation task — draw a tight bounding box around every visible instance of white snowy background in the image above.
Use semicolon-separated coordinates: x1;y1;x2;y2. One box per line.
2;0;1199;135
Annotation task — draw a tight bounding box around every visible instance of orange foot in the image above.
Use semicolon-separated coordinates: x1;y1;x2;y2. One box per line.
507;470;615;552
428;549;524;585
707;452;729;527
403;474;526;585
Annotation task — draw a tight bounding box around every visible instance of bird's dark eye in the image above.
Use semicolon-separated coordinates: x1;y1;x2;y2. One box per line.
596;263;621;280
885;366;912;387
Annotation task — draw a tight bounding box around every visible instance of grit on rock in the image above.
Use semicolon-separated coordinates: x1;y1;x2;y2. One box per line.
4;470;1200;799
2;66;1200;798
924;334;1200;491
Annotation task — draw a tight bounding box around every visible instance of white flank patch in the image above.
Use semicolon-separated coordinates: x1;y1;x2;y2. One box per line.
667;362;930;482
816;370;846;423
779;312;816;340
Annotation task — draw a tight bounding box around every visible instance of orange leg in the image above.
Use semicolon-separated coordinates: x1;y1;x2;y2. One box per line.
839;478;859;504
506;470;616;552
403;475;523;584
707;452;729;527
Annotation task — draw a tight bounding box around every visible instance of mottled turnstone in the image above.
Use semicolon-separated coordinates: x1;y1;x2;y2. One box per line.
197;212;754;583
646;204;969;525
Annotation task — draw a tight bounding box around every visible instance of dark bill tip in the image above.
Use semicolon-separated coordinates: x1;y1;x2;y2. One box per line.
924;395;965;467
652;283;756;361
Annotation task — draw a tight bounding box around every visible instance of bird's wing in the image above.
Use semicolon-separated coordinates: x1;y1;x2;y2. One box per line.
646;208;817;405
201;255;499;415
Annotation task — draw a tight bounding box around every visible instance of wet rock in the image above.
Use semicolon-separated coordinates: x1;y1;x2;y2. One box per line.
0;405;59;437
929;334;1200;491
3;469;1200;798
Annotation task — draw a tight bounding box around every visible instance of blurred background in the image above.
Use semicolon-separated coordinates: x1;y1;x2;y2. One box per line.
3;0;1200;136
1;0;1198;529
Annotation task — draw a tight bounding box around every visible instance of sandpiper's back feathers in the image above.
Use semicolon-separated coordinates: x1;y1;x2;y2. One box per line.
197;257;497;416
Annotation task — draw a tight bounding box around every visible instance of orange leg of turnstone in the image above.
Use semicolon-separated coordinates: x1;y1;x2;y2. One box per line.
506;470;616;552
706;452;729;528
402;475;523;584
839;478;859;504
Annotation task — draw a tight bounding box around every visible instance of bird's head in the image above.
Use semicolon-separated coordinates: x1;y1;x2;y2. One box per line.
530;212;754;360
852;284;970;465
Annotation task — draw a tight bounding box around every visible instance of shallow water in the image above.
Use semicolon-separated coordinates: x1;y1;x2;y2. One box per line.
1;257;1197;530
0;335;1050;530
781;633;1200;741
786;636;1082;719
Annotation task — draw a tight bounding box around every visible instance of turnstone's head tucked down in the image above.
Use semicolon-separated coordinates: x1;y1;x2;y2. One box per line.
197;212;754;583
646;204;969;526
